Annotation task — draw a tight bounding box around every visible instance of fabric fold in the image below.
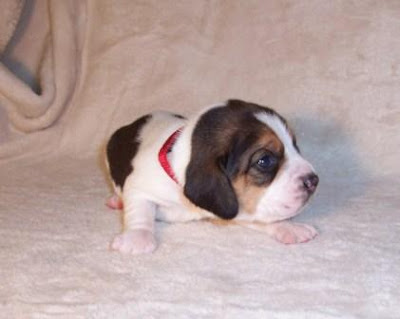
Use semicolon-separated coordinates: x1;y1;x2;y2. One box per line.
0;0;87;133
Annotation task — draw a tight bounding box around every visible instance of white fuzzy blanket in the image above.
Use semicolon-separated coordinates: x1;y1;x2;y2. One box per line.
1;1;399;318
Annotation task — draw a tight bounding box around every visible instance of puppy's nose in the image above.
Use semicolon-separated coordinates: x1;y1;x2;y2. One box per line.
302;173;319;194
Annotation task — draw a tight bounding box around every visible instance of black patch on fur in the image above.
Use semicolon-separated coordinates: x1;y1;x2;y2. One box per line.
106;115;151;189
185;160;239;219
184;99;284;219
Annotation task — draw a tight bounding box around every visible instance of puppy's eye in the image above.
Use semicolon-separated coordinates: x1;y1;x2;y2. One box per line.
256;154;278;171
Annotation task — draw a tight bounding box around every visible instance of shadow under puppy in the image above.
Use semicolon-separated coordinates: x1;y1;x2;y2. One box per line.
106;99;319;254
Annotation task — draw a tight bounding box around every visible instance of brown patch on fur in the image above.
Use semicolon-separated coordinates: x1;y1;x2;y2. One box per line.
208;218;236;226
232;129;284;214
232;175;266;214
256;128;284;154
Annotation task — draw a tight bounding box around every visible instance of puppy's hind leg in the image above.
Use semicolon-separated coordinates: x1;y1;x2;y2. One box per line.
105;182;123;210
111;192;157;254
106;194;123;210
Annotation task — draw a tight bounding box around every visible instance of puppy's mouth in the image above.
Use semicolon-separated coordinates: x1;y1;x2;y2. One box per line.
273;196;307;219
294;191;317;209
281;183;319;217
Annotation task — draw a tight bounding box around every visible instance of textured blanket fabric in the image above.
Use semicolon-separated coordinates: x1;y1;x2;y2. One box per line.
0;0;86;137
1;1;399;318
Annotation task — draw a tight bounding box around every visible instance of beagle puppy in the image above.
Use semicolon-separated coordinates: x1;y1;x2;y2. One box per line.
106;99;319;254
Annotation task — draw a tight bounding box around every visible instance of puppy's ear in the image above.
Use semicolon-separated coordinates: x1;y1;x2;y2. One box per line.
184;155;238;220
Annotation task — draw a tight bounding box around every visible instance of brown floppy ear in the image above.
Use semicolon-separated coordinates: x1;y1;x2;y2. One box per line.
183;155;239;220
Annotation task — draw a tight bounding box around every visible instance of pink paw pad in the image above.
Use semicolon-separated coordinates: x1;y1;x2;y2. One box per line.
274;222;318;245
106;195;123;210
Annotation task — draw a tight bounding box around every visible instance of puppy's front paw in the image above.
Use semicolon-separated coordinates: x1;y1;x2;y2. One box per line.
272;222;318;245
111;229;156;254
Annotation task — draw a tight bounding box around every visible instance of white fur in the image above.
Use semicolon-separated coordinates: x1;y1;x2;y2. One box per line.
108;102;318;254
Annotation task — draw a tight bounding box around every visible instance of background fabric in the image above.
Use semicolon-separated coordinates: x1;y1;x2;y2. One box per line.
1;1;399;318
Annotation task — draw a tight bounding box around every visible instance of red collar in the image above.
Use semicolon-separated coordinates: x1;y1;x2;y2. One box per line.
158;128;183;184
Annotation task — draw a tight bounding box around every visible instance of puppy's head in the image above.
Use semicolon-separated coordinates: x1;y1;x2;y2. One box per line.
183;100;318;223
